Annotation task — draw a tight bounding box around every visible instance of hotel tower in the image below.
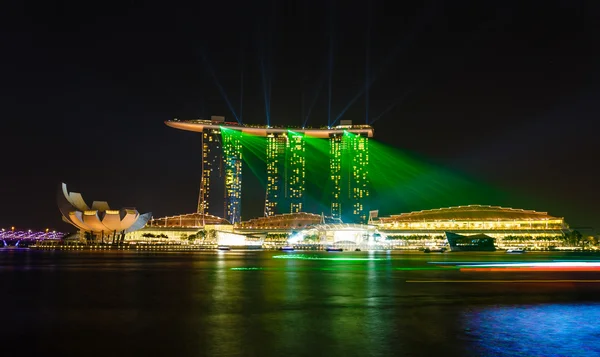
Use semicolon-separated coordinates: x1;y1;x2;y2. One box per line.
166;118;372;224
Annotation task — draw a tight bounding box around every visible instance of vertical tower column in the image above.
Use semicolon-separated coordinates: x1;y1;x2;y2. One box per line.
265;132;287;216
222;128;243;224
329;133;343;220
287;132;306;213
198;133;207;214
349;133;369;223
198;128;223;217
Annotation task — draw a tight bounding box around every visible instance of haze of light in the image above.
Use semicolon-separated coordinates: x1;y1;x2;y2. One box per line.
233;132;505;217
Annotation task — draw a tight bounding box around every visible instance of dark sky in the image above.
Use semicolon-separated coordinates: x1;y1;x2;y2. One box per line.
1;0;599;232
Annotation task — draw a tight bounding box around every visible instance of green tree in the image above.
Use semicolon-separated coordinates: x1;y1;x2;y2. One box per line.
205;229;216;241
84;231;94;244
572;230;583;247
564;230;583;247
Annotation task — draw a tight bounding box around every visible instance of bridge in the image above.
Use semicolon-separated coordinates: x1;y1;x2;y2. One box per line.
0;230;66;247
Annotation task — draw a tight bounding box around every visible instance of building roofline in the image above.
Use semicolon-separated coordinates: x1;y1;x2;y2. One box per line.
387;205;555;217
165;120;374;138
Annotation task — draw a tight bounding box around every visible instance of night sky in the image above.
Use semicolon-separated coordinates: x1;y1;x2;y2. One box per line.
1;0;598;232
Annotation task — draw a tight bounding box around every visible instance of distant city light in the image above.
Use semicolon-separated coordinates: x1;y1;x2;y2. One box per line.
273;254;389;261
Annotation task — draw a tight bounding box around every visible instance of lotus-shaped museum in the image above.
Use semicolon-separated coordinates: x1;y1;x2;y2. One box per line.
58;183;151;236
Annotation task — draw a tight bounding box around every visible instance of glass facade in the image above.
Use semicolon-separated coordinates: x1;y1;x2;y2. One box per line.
286;132;305;213
180;120;373;224
222;129;243;224
329;132;370;223
375;206;569;241
329;133;343;220
239;212;322;229
378;219;566;231
149;212;230;227
349;134;369;223
265;133;287;216
198;128;224;218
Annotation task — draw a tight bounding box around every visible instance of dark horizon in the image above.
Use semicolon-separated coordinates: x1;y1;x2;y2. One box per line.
1;0;599;232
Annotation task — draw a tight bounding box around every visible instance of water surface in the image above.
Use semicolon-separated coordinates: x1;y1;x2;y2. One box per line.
2;250;600;356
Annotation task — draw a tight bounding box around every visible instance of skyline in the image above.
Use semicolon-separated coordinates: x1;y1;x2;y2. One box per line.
1;1;599;231
168;118;374;223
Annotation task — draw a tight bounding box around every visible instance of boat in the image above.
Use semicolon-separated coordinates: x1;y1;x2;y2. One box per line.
445;232;496;252
424;247;446;253
280;246;295;251
506;248;525;253
217;245;231;251
325;247;343;252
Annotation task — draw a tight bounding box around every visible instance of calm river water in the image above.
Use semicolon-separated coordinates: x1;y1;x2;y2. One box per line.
2;249;600;357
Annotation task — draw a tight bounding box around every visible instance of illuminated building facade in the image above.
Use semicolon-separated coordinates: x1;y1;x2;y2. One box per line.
265;132;287;216
298;223;385;246
221;128;243;224
166;118;373;223
348;133;369;223
198;125;224;217
329;133;343;220
286;132;306;213
58;183;151;243
239;212;323;230
149;212;230;228
374;205;570;247
195;116;242;223
329;123;370;223
265;131;306;216
130;206;576;250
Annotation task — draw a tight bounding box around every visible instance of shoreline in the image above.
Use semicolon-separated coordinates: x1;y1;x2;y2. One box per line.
3;244;595;253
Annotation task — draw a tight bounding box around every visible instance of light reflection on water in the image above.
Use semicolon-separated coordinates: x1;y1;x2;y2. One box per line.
463;303;600;357
1;250;600;357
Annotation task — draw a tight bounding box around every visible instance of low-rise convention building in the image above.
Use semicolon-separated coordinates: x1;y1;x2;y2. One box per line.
374;205;569;248
292;223;387;246
127;212;232;242
238;212;326;230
